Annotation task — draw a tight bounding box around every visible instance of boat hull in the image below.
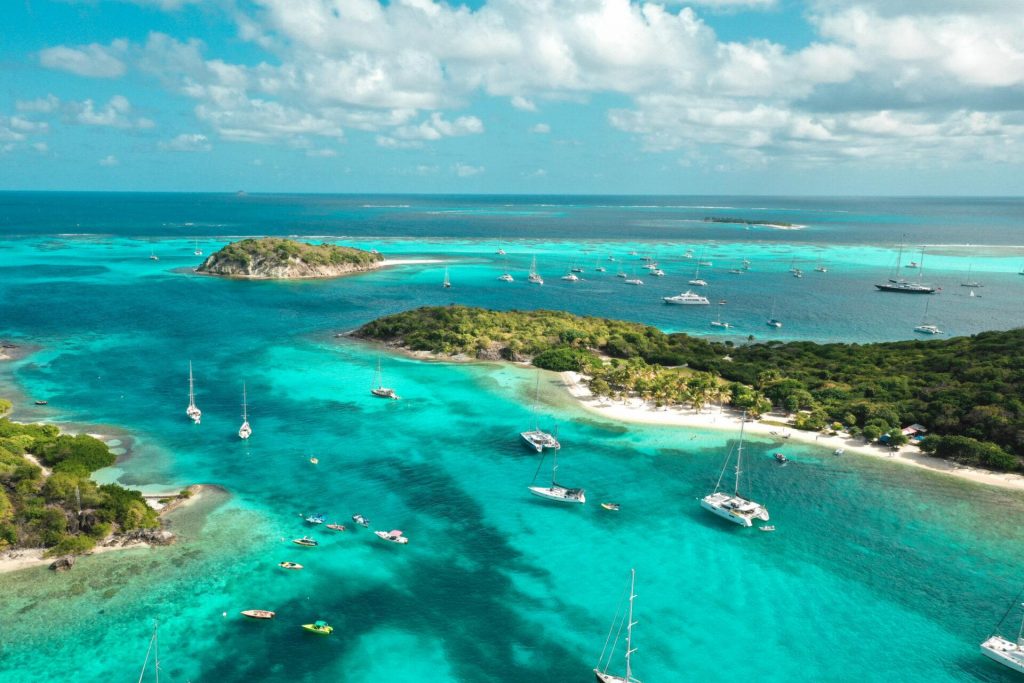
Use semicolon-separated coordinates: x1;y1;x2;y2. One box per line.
981;637;1024;673
875;283;935;293
528;485;585;504
521;431;559;452
594;670;631;683
700;493;769;527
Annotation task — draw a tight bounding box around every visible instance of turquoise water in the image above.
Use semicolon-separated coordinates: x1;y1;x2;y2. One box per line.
2;197;1024;681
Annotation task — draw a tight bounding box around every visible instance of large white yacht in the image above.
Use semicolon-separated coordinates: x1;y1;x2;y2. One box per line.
981;599;1024;674
663;291;709;305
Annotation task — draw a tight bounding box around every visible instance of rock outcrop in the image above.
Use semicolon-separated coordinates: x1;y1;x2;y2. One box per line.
196;237;384;279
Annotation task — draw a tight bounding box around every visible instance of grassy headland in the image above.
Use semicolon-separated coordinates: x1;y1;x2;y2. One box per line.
197;237;383;278
0;417;160;556
355;305;1024;471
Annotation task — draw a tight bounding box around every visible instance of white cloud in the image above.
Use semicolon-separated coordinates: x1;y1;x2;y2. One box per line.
99;154;119;166
9;116;49;133
16;95;60;113
159;133;212;151
530;123;551;134
305;148;337;157
454;162;484;177
72;95;154;129
393;112;483;140
511;95;537;111
39;42;127;78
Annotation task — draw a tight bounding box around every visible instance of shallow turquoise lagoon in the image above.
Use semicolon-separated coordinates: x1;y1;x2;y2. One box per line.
1;228;1024;681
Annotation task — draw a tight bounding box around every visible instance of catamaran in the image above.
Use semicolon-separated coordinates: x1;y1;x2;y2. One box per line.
528;449;585;504
186;361;202;424
689;251;708;286
562;271;580;282
767;299;783;328
913;300;942;335
528;256;544;285
663;290;709;305
443;266;451;289
498;257;514;282
593;569;640;683
371;356;399;399
701;413;770;527
238;383;252;439
981;597;1024;674
521;376;560;452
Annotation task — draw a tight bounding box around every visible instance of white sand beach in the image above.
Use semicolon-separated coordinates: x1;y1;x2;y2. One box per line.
560;372;1024;492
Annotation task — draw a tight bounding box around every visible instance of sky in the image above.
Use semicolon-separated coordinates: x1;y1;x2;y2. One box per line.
1;0;1023;195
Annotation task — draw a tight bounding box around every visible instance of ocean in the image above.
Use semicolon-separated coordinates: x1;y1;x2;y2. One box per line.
1;193;1023;682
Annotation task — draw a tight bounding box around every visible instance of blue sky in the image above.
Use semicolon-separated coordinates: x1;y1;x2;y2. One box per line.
2;0;1023;195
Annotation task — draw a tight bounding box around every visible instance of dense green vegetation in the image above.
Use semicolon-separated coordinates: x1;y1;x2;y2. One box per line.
0;417;158;555
357;306;1024;471
198;237;383;273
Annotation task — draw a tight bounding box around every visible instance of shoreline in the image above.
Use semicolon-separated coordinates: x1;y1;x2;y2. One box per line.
0;484;217;575
191;257;443;280
560;371;1024;491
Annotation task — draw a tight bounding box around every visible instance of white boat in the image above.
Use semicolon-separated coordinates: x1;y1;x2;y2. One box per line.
767;299;782;328
497;247;506;255
442;266;451;289
374;529;409;544
913;300;942;335
663;290;709;305
792;269;803;278
683;249;694;259
193;239;202;256
149;248;159;261
498;273;515;282
652;269;665;277
624;277;644;286
593;569;640;683
710;311;731;328
238;383;252;439
186;361;202;424
561;272;580;282
528;256;544;285
981;599;1024;674
528;449;584;504
700;413;769;527
689;252;708;286
815;264;827;273
521;376;560;452
371;356;399;399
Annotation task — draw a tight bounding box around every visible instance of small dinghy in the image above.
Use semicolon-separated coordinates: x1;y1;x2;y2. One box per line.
600;502;621;511
292;536;318;547
309;456;319;465
325;523;346;532
774;452;789;464
374;529;409;544
302;620;333;635
241;610;275;620
759;525;776;532
278;561;303;570
34;400;48;405
351;514;369;527
304;513;326;525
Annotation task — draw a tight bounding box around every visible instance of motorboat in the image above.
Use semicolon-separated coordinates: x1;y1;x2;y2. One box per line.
278;561;303;570
302;621;334;635
352;514;370;527
241;610;275;620
292;536;318;547
325;523;346;532
375;529;409;544
774;453;789;464
304;513;326;525
600;502;621;511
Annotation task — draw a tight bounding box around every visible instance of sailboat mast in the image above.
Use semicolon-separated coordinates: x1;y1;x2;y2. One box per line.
242;383;247;421
734;412;746;495
154;620;159;683
188;361;195;406
552;449;558;485
625;568;637;682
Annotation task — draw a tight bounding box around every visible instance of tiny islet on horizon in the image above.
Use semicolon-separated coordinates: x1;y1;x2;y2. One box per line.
2;194;1024;682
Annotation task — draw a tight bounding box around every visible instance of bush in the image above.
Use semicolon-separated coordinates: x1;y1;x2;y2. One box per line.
35;435;115;474
532;346;601;372
45;534;96;557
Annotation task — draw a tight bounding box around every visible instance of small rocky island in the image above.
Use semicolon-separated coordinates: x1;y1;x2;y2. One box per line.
197;237;384;279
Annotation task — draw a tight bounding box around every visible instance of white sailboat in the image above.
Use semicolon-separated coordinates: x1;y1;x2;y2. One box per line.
593;569;640;683
137;620;161;682
186;361;201;424
710;310;731;328
528;449;585;504
498;256;514;282
521;375;560;451
701;414;770;527
528;256;544;285
443;266;451;289
371;356;399;399
624;269;644;286
689;250;708;286
913;299;942;335
193;239;202;256
981;598;1024;674
238;383;252;439
767;299;782;328
960;264;982;288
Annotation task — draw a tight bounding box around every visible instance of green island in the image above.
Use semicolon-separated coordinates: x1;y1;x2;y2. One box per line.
197;237;384;279
0;406;170;559
355;305;1024;472
703;216;795;227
